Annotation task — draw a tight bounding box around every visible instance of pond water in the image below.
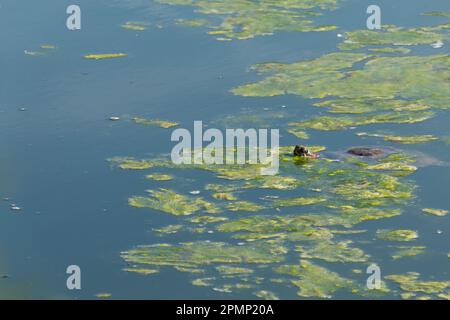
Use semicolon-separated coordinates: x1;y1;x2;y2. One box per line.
0;0;449;299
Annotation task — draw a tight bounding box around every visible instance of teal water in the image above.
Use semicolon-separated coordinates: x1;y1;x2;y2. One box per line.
0;0;449;299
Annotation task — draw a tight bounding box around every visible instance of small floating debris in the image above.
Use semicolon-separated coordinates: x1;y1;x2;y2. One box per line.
18;107;27;112
109;116;121;121
84;53;127;60
436;230;443;235
24;50;44;56
189;190;201;195
10;206;22;212
337;33;343;38
431;40;444;49
422;208;448;216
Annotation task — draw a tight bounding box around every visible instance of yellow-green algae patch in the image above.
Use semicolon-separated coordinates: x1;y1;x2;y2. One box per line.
391;246;426;260
146;173;173;181
254;290;279;300
121;21;148;31
357;133;438;144
226;201;263;212
232;52;449;132
274;260;354;298
176;19;209;28
375;229;418;242
338;25;444;50
121;241;285;270
272;196;326;207
156;0;341;40
212;192;236;201
129;188;219;215
133;117;179;128
422;208;448;216
83;53;127;60
386;273;450;296
116;141;424;298
111;157;154;170
153;224;183;234
122;268;159;275
368;47;411;54
296;240;369;263
95;293;112;299
215;265;253;275
188;216;228;224
288;112;434;131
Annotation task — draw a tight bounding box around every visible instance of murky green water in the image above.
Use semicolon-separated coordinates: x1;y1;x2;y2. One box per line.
0;0;449;299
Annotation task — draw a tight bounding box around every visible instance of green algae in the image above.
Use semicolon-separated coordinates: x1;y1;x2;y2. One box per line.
133;117;179;128
188;216;228;224
212;192;236;201
157;0;340;40
153;224;183;234
357;133;438;144
254;290;279;300
376;229;418;242
232;52;449;135
215;265;253;275
254;175;300;190
84;53;127;60
111;157;154;170
192;277;215;287
121;241;285;270
121;21;148;31
95;293;112;299
288;111;434;131
296;240;369;263
386;273;450;296
274;260;353;298
314;99;430;114
338;25;443;50
391;246;426;260
176;19;209;27
272;196;326;207
422;208;448;216
123;268;159;275
146;173;173;181
287;129;309;139
423;11;450;18
226;201;263;212
129;188;219;215
368;47;411;54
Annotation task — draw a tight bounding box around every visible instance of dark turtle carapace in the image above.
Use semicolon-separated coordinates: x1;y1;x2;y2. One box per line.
347;147;384;157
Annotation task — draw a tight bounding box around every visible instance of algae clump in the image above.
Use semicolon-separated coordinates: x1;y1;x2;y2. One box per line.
129;189;219;215
376;229;418;242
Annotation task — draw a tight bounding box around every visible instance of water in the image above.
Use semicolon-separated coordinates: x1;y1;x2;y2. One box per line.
0;0;449;299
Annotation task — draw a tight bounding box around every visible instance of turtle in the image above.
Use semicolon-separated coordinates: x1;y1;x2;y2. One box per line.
293;145;319;159
347;147;384;157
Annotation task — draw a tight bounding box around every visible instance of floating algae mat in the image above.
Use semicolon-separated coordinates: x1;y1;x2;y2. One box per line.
357;133;439;145
133;117;179;128
111;143;445;298
232;51;449;132
156;0;341;40
110;9;450;299
83;53;127;60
